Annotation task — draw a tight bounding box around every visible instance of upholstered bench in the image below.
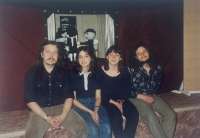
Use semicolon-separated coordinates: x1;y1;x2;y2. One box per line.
131;92;200;138
1;93;200;138
0;110;72;138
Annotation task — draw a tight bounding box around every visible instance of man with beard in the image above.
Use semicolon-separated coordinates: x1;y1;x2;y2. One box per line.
128;42;176;138
24;40;88;138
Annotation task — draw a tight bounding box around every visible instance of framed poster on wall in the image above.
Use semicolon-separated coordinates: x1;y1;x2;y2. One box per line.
46;12;115;62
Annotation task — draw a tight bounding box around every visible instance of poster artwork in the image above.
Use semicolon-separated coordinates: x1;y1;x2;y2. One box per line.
56;16;78;62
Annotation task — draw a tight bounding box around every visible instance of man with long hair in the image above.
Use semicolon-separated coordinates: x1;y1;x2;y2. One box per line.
128;42;176;138
24;40;88;138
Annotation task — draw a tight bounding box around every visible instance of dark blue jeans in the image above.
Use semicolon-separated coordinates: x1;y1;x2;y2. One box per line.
72;97;111;138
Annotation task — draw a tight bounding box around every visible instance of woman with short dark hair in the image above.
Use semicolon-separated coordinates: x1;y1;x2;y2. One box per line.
99;45;139;138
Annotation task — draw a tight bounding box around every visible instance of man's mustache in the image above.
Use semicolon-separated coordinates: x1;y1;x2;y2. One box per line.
47;58;55;61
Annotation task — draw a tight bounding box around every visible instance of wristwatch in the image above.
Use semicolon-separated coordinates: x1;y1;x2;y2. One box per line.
43;114;50;121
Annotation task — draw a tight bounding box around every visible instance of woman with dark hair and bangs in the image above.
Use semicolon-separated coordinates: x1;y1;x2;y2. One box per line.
99;45;139;138
71;46;111;138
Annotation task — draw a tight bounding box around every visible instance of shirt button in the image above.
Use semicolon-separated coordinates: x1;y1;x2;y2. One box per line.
49;98;51;99
48;104;50;105
49;84;51;85
49;76;50;77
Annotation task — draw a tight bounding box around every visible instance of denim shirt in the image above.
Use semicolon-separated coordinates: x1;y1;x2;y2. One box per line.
128;64;163;98
24;66;74;107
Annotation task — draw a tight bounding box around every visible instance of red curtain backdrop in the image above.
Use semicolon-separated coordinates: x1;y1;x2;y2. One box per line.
0;5;182;112
0;5;45;112
118;6;183;93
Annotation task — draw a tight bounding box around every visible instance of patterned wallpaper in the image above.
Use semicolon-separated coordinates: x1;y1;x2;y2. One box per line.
184;0;200;91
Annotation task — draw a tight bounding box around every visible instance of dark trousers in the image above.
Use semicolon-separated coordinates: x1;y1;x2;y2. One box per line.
102;100;139;138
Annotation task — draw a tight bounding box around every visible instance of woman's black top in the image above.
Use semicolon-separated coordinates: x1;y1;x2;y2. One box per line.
98;67;131;105
70;69;101;99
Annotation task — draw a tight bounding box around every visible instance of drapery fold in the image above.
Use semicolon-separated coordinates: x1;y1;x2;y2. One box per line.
0;5;183;112
97;14;115;57
118;6;183;93
0;5;45;112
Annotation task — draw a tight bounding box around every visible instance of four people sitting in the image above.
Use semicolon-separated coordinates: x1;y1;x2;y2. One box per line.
24;40;176;138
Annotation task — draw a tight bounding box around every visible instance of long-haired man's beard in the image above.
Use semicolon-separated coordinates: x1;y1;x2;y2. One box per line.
44;58;56;66
139;59;150;65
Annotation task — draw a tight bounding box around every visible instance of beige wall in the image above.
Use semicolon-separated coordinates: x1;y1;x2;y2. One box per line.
184;0;200;91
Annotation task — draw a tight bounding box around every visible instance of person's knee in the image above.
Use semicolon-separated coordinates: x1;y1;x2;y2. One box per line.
25;117;49;138
88;125;99;137
101;123;111;134
68;120;88;137
112;114;123;121
129;110;139;119
164;110;177;121
25;125;46;138
77;122;88;133
72;127;88;138
142;114;159;125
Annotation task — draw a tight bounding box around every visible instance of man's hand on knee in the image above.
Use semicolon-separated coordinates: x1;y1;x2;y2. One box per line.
137;94;155;104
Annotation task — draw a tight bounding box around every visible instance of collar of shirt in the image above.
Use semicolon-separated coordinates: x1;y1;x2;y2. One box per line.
79;72;91;90
43;65;57;77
